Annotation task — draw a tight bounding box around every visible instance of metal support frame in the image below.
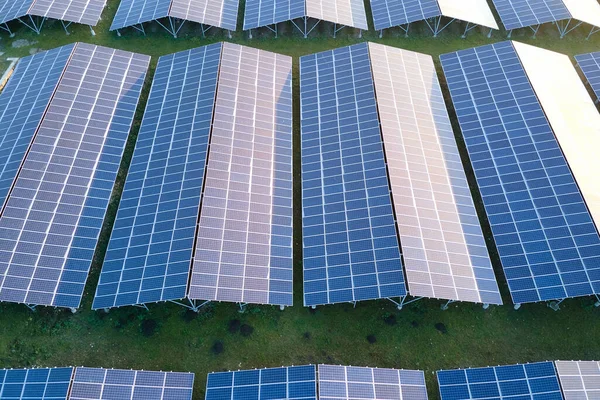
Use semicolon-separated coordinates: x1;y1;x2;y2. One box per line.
168;298;211;312
528;24;541;38
548;298;564;311
556;18;582;38
238;302;248;313
17;15;46;34
25;304;37;312
130;23;146;35
381;23;410;38
134;303;149;311
425;16;454;37
61;20;72;35
333;23;345;38
290;16;320;38
595;295;600;307
461;22;478;38
387;296;423;310
156;17;185;38
587;26;600;40
513;303;521;310
0;23;14;37
441;300;455;311
482;303;490;310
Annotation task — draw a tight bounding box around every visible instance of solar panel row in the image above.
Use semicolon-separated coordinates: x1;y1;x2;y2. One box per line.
0;0;106;26
555;361;600;400
369;0;440;31
440;41;600;305
576;51;600;102
0;367;194;400
0;43;150;309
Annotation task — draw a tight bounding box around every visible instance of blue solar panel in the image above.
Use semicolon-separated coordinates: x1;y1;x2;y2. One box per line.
0;44;73;212
575;52;600;102
0;44;150;309
93;43;222;310
369;0;440;31
110;0;172;30
70;368;194;400
206;365;317;400
437;362;563;400
440;41;600;305
490;0;571;30
300;42;407;307
243;0;305;30
0;367;73;400
0;0;34;25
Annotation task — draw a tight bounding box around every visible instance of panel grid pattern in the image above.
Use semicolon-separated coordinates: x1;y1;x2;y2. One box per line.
69;367;194;400
575;52;600;102
0;368;73;400
206;365;317;400
0;44;74;212
318;365;428;400
440;41;600;304
0;0;35;25
305;0;368;30
0;43;149;308
189;43;294;306
243;0;305;30
490;0;571;30
369;43;501;305
437;362;562;400
369;0;440;31
28;0;107;25
300;43;406;307
110;0;172;30
93;43;222;310
555;360;600;400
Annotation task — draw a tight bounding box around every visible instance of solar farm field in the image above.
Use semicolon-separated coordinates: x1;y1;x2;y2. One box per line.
0;0;600;399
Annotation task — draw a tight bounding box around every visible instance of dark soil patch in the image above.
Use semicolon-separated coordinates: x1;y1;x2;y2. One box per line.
383;314;397;326
411;320;419;328
116;313;137;330
240;324;254;337
303;332;311;340
212;340;224;355
435;322;448;334
140;319;158;337
367;334;377;344
228;319;241;334
182;309;198;323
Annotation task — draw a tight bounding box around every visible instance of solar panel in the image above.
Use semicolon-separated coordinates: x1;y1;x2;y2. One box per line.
300;42;406;307
0;43;150;309
243;0;305;30
489;0;571;30
369;0;440;31
318;365;428;400
437;362;562;400
27;0;107;25
110;0;172;30
555;361;600;400
70;367;194;400
368;43;501;305
0;44;74;211
440;41;600;305
0;0;34;25
93;44;222;310
0;367;73;400
189;43;294;306
575;52;600;102
206;365;317;400
305;0;369;30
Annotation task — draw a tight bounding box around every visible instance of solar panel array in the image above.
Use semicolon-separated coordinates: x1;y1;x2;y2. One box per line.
318;365;428;400
189;43;294;306
300;42;406;306
93;43;222;310
0;43;150;309
490;0;571;30
369;0;440;31
437;362;563;400
206;365;317;400
440;41;600;304
305;0;369;30
369;43;501;305
555;361;600;400
243;0;305;30
0;368;73;400
0;44;74;210
575;52;600;101
28;0;107;25
70;367;194;400
110;0;238;31
0;0;35;25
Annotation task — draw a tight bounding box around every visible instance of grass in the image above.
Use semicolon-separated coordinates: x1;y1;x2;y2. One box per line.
1;2;600;399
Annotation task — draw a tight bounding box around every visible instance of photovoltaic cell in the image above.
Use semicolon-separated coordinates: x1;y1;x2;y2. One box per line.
490;0;571;30
318;365;428;400
440;41;600;304
300;42;406;307
575;52;600;102
27;0;107;25
243;0;305;30
0;0;35;25
369;0;440;31
555;360;600;400
70;367;194;400
110;0;238;31
189;43;294;306
0;43;150;309
206;365;317;400
305;0;368;30
93;44;222;310
0;367;73;400
0;44;74;211
437;362;563;400
369;43;501;305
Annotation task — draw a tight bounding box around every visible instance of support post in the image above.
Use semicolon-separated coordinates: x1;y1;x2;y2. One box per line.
304;17;307;38
61;20;70;35
514;303;521;310
116;29;121;37
507;29;512;38
279;305;285;311
311;305;316;309
89;25;96;36
595;295;600;307
548;299;564;311
70;307;77;314
227;29;232;39
488;28;492;38
441;300;455;311
379;29;383;38
482;303;490;310
333;23;336;38
238;303;247;313
248;28;252;39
